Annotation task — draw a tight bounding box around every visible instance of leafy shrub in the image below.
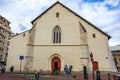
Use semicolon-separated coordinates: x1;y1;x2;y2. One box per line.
52;70;60;75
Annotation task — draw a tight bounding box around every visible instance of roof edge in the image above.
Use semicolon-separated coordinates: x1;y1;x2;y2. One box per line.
31;1;60;24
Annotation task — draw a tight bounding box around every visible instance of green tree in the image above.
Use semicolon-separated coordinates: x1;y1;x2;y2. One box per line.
114;57;118;69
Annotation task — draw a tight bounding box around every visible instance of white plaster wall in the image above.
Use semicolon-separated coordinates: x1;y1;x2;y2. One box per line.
32;46;83;71
34;4;80;45
76;17;115;71
7;31;29;72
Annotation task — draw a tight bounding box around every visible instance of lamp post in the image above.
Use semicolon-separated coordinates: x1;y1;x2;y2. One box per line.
90;52;95;79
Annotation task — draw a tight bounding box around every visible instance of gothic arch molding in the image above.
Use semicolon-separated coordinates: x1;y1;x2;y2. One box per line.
48;54;63;71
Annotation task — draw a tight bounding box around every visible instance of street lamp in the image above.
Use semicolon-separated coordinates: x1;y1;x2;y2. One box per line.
90;52;95;79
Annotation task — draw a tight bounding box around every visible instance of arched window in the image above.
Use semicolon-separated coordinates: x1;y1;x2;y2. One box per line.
53;26;61;43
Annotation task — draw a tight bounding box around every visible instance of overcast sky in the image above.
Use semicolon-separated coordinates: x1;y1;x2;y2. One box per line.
0;0;120;46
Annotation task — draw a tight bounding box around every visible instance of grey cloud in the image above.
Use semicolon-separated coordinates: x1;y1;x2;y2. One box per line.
18;23;27;31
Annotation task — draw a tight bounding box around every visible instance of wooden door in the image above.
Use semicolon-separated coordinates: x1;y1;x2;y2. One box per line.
51;57;61;70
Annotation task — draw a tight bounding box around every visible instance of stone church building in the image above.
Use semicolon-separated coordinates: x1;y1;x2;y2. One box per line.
7;2;116;72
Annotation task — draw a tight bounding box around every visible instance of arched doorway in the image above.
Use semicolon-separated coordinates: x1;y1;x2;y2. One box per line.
51;57;61;70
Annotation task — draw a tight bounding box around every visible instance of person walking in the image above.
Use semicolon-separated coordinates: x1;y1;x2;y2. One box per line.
64;65;69;77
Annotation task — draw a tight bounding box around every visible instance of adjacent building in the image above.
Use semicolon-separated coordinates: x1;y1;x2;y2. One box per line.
0;15;11;66
110;45;120;69
7;2;117;72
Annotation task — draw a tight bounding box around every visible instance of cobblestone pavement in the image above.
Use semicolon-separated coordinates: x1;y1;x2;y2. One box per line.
27;71;120;80
0;73;29;80
35;72;114;80
0;72;119;80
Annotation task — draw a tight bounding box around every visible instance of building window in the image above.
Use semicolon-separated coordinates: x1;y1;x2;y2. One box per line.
0;16;2;20
93;34;96;38
23;33;25;37
53;26;61;43
1;49;3;51
106;57;108;59
56;12;59;17
0;23;1;26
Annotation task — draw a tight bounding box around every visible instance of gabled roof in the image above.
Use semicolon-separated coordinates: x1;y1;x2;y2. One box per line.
31;1;111;39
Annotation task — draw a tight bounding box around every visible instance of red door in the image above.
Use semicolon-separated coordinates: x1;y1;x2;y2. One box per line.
93;61;98;71
51;57;61;70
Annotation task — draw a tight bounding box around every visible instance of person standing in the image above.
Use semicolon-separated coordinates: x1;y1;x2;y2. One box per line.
10;65;14;72
69;65;73;75
1;66;6;73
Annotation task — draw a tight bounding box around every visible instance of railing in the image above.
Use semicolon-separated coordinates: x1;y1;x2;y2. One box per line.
6;47;9;51
0;32;6;37
0;38;5;42
0;52;3;56
7;41;10;45
0;44;4;48
37;69;64;76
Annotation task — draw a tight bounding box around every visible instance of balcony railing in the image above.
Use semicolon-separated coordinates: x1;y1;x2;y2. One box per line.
0;52;3;56
0;38;5;43
7;41;10;45
0;44;4;49
6;47;9;51
0;32;6;37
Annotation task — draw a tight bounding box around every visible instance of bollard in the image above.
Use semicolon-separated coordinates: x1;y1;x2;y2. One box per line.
83;66;88;80
73;75;76;80
108;73;110;80
96;71;101;80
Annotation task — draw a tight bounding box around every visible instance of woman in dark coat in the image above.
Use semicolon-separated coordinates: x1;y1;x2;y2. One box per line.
10;65;14;72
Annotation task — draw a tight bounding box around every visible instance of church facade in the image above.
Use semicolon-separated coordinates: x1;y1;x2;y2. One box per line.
7;2;116;72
